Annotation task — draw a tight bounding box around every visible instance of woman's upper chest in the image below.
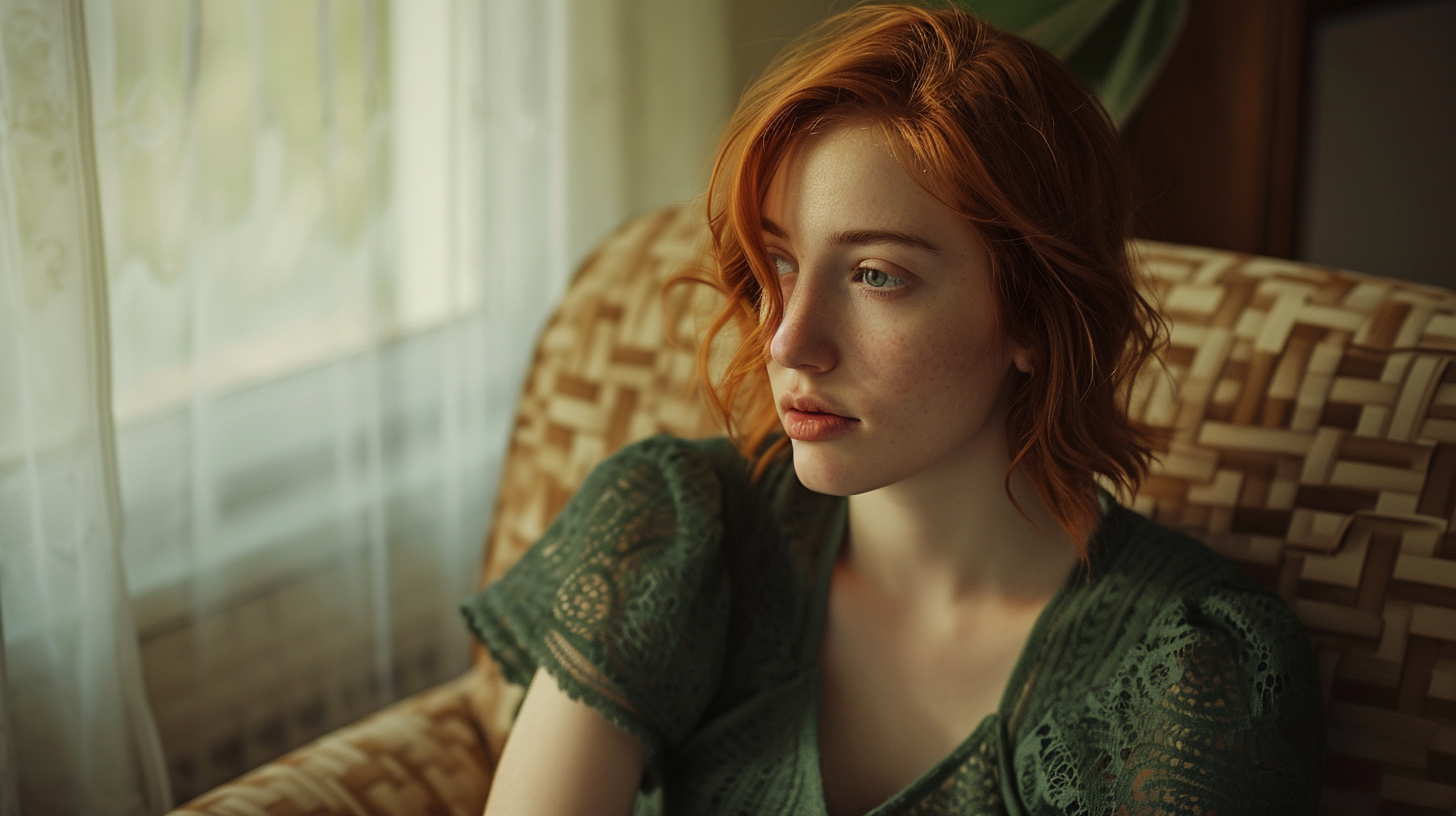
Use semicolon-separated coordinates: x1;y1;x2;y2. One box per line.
814;562;1052;816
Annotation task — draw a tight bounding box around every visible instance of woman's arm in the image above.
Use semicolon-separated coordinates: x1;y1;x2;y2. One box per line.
483;666;647;816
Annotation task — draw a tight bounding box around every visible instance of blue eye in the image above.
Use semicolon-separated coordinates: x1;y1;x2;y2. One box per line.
773;256;794;276
856;267;904;289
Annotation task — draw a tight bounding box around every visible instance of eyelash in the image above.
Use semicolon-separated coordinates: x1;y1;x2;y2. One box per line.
770;255;907;299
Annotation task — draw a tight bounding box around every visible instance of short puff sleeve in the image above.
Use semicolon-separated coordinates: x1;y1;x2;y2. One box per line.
460;435;730;780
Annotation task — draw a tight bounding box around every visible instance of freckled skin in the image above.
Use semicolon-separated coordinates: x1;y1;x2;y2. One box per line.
764;123;1031;497
763;124;1066;816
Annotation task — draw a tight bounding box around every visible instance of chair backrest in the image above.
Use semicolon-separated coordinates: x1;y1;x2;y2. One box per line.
481;204;1456;815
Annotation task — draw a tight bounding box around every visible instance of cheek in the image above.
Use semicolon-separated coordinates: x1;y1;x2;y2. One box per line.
865;319;1002;412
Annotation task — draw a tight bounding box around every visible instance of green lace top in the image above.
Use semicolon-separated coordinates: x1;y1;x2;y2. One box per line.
462;434;1324;815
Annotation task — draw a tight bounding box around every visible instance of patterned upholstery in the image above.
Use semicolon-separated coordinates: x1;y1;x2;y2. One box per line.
1124;245;1456;815
478;206;723;587
171;204;1456;816
167;670;496;816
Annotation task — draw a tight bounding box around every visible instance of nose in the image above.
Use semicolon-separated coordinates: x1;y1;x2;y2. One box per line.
768;272;839;373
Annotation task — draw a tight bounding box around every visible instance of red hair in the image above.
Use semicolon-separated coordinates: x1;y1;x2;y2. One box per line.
684;4;1163;547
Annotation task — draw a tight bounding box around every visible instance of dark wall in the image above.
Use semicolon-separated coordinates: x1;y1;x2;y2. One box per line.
1300;0;1456;289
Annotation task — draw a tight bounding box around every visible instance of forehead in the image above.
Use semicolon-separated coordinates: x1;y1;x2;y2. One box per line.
761;123;980;257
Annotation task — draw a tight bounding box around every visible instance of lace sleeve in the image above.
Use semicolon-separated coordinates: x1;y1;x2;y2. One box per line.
1020;585;1325;816
460;435;730;774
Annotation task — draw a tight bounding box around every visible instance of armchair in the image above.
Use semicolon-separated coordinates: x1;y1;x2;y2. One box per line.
168;204;1456;816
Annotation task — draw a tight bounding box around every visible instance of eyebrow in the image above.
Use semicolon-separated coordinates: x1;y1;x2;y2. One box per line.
760;217;940;254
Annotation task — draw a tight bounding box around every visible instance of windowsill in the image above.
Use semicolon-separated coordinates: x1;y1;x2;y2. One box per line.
111;310;466;429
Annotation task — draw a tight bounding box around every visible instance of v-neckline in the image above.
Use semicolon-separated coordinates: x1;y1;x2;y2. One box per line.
801;495;1094;816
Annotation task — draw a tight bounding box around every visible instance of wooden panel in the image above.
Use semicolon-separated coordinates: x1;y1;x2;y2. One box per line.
1124;0;1307;257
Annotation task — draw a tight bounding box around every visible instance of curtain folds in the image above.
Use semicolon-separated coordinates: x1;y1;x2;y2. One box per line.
0;0;171;813
2;0;732;810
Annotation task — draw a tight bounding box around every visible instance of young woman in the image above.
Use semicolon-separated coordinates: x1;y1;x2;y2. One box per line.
464;6;1324;815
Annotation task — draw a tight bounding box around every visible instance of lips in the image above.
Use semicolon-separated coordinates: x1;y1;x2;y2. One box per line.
780;394;859;442
781;394;854;418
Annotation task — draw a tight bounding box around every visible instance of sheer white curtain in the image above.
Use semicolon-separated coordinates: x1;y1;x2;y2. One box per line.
0;1;171;813
0;0;730;811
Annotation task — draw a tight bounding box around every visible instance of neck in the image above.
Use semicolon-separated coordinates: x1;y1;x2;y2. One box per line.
842;433;1083;610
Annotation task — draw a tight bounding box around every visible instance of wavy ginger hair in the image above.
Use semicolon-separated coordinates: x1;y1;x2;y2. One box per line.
689;4;1164;547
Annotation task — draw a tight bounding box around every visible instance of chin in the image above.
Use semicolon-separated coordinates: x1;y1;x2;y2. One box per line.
788;440;896;496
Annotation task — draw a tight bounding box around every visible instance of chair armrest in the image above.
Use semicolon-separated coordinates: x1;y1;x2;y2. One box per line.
170;667;508;816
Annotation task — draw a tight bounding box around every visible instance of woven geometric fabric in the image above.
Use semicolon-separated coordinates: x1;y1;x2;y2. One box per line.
478;204;724;587
1125;243;1456;816
168;670;495;816
479;207;1456;815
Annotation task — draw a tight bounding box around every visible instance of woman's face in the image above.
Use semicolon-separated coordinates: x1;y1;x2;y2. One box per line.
762;122;1031;496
